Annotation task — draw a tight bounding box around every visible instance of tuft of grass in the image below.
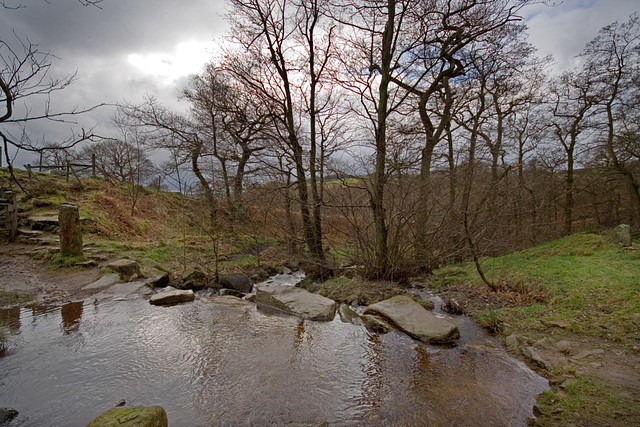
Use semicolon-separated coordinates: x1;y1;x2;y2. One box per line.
475;308;504;333
220;254;257;269
47;252;86;269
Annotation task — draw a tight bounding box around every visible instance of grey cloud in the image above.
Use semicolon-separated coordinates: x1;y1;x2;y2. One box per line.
524;0;639;72
1;0;227;152
2;0;228;57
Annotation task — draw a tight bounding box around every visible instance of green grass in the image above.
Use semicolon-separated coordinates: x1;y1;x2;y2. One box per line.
48;252;86;268
431;233;640;343
220;254;257;269
430;232;640;426
535;376;639;425
138;245;181;263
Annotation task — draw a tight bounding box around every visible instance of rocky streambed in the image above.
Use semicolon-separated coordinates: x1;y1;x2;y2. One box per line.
0;271;549;426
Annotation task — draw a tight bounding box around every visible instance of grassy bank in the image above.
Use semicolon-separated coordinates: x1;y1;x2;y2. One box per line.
427;233;640;426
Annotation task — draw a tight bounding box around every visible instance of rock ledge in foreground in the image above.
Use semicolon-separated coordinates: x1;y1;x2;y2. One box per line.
365;295;459;344
86;406;168;427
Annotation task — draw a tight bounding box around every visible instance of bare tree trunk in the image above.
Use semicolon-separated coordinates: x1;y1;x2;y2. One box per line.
305;0;326;264
564;149;574;235
190;140;217;220
369;0;397;278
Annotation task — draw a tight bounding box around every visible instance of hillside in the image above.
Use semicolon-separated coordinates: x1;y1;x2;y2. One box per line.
0;169;293;278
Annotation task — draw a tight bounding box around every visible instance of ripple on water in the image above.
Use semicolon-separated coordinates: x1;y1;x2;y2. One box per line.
0;295;547;426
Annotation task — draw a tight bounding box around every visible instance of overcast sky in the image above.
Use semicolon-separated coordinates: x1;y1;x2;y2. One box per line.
1;0;639;165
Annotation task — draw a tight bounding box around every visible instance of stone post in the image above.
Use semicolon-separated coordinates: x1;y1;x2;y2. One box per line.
59;204;83;256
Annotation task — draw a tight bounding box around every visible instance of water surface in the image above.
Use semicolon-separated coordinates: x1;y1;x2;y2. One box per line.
0;292;547;426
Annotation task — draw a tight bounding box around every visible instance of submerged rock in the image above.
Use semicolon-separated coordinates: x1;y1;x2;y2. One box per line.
149;288;195;306
201;295;252;311
338;304;361;324
0;407;18;424
361;314;393;333
364;295;460;344
86;406;168;427
94;281;154;299
256;285;336;321
219;273;253;293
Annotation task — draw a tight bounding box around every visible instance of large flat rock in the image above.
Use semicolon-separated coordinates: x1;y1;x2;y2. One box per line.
365;295;460;343
256;285;336;321
82;273;121;291
93;281;154;299
201;295;252;312
149;288;195;306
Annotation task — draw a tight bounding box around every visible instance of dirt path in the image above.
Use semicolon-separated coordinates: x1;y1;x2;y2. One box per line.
0;242;101;305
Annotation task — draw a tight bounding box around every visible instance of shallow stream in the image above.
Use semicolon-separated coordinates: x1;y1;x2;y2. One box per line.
0;276;548;426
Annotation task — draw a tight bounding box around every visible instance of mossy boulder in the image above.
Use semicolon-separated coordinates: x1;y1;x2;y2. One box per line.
0;407;18;424
178;266;207;290
106;259;141;282
86;406;168;427
218;272;253;293
604;224;632;247
144;269;170;288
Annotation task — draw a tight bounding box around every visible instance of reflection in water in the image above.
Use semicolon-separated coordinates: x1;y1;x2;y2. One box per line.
61;301;83;334
0;306;20;332
0;298;548;426
359;332;385;417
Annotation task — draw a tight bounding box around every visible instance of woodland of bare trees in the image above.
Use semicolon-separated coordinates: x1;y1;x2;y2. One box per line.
4;0;640;281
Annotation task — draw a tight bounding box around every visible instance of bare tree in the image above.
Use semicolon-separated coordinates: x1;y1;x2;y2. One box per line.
226;0;332;271
551;69;598;235
182;64;269;213
1;0;104;183
328;0;420;279
121;98;220;219
581;14;640;226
